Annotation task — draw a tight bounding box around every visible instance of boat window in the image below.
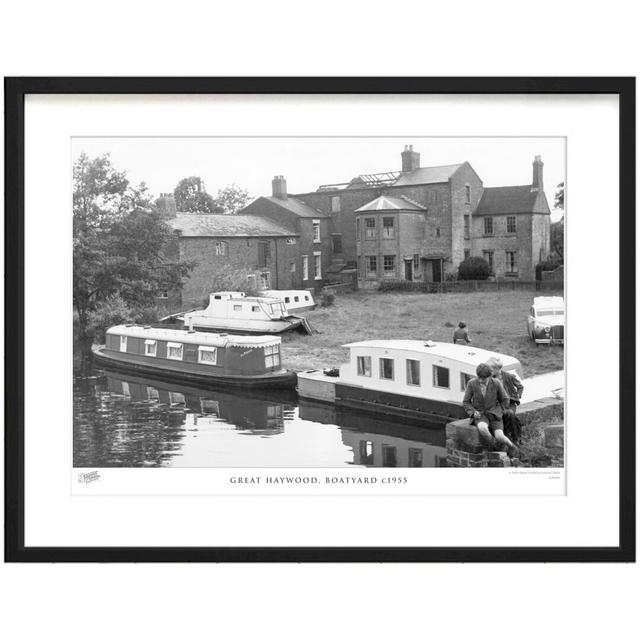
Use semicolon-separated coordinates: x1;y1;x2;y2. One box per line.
433;365;450;389
233;304;242;311
379;358;394;380
305;296;309;301
119;335;127;353
147;387;159;401
252;305;260;312
359;440;374;465
144;339;157;357
264;343;280;368
408;448;423;467
460;372;473;391
406;359;421;386
169;392;185;406
198;346;218;365
357;356;371;377
167;342;184;361
285;297;290;303
381;444;397;468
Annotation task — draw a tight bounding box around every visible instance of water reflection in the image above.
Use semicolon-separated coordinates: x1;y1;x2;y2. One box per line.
74;360;448;468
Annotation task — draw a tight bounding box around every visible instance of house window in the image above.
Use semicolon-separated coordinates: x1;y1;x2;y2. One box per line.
464;249;471;260
260;272;271;288
286;237;297;244
356;218;360;241
507;216;517;233
258;241;270;267
365;255;377;276
312;219;321;243
198;346;218;365
331;196;341;213
483;250;494;273
506;251;518;274
167;342;184;361
382;217;395;238
406;359;421;386
157;290;169;299
314;252;322;279
413;254;420;269
214;241;227;256
357;355;371;377
383;254;396;277
379;357;394;380
436;227;441;238
264;344;280;368
332;234;343;254
246;274;256;289
144;339;157;357
302;255;309;280
460;372;473;392
408;448;423;467
465;184;471;204
433;364;450;388
290;261;296;273
464;214;470;239
119;335;127;353
365;217;376;239
484;217;493;235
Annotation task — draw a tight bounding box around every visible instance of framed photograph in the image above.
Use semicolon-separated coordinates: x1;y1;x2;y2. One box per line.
5;77;635;562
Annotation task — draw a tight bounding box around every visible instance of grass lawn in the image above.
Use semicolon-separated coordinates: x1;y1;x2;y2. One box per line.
281;289;564;376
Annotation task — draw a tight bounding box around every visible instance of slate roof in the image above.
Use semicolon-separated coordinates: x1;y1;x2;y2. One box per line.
169;214;297;237
393;163;463;186
355;195;426;212
474;185;551;216
261;196;328;218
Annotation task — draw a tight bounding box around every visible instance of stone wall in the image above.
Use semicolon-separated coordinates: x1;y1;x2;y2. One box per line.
445;397;564;468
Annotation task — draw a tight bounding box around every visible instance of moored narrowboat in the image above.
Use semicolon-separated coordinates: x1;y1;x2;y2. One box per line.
92;324;297;389
297;340;525;422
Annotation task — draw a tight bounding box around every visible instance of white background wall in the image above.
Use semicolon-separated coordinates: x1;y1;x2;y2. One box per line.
1;2;638;640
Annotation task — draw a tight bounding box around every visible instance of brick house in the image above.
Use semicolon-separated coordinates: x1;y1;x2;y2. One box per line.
162;210;300;312
244;146;550;286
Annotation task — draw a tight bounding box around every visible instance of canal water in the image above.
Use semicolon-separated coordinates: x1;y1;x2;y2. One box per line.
74;356;448;468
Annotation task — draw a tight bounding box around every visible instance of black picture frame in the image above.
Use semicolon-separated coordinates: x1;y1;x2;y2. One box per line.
4;77;635;563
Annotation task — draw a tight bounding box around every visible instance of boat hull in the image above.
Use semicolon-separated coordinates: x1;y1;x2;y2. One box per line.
180;318;305;335
296;370;467;424
92;345;297;389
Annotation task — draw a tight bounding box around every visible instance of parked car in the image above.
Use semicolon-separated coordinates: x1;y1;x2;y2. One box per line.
527;296;564;344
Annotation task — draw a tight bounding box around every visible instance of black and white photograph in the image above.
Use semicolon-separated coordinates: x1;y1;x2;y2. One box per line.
73;137;566;471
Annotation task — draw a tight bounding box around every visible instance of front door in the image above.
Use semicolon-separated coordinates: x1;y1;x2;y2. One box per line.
404;260;413;281
432;259;443;283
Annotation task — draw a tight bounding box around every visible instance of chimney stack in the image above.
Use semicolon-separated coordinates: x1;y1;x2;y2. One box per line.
272;175;287;199
156;192;177;217
532;155;544;191
401;144;420;172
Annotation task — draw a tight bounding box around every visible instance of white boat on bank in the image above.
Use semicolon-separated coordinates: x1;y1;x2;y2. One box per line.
262;289;316;313
297;340;562;422
179;291;312;335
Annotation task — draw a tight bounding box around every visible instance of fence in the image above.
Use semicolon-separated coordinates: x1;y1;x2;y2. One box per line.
322;282;356;295
377;279;564;294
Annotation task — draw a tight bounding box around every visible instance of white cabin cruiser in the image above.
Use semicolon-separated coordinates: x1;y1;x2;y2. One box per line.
262;289;316;313
180;291;310;335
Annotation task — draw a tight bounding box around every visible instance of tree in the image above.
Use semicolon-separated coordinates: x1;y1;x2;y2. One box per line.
213;183;251;215
457;257;490;280
550;217;564;261
554;182;564;210
73;154;194;340
173;176;218;213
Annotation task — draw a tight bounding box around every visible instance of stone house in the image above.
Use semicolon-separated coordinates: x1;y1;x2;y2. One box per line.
250;146;551;286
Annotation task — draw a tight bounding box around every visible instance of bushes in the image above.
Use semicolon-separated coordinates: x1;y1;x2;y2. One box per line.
535;258;563;281
319;291;335;307
457;257;490;281
87;294;158;343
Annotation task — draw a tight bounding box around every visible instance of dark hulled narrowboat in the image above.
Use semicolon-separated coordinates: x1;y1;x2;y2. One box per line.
92;325;297;389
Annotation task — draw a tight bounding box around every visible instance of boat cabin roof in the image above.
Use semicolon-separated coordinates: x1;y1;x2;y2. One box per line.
208;291;284;304
342;340;521;368
263;289;314;299
107;325;281;349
